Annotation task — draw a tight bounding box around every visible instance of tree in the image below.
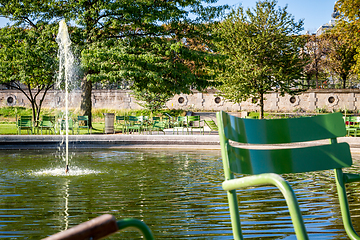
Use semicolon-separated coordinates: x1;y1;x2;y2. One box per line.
335;0;360;73
132;88;173;114
303;34;327;89
0;24;58;124
0;0;225;126
213;0;307;118
321;29;357;89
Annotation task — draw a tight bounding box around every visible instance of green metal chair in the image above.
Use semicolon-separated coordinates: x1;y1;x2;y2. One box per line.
173;116;187;134
204;119;218;134
345;116;360;137
186;115;204;135
126;116;144;134
59;118;74;135
115;115;128;133
17;116;33;135
141;116;151;133
77;115;91;134
39;116;56;135
150;120;167;135
42;214;154;240
217;111;360;240
161;116;171;128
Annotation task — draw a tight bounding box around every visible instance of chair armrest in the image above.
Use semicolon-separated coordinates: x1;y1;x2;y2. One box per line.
222;173;308;240
222;173;285;191
344;173;360;184
42;214;155;240
42;214;118;240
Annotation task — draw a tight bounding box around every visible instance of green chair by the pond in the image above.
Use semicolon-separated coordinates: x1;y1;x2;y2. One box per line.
173;116;187;134
17;116;33;135
345;116;360;137
217;111;360;240
77;115;91;134
186;115;204;135
59;118;74;135
150;120;167;135
39;115;56;135
204;119;218;135
126;116;144;134
115;115;128;133
42;214;154;240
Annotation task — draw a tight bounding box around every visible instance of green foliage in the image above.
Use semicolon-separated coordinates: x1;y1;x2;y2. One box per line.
321;28;357;89
213;0;307;118
131;88;173;114
0;24;58;122
336;0;360;74
0;107;31;118
81;35;219;96
0;0;227;124
315;107;328;113
303;34;328;88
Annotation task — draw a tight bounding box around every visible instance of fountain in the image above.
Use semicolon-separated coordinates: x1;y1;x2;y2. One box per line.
1;149;359;238
56;20;78;173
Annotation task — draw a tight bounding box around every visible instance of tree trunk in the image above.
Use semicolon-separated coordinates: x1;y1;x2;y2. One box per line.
342;76;347;89
259;93;264;119
80;76;92;128
315;71;319;89
30;100;37;127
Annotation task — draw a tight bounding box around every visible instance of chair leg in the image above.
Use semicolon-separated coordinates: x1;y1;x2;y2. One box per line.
334;168;360;240
222;174;309;240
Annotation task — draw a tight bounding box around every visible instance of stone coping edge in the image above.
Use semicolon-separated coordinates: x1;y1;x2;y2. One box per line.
0;135;359;152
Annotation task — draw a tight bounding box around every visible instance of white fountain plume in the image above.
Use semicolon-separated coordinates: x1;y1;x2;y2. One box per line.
56;20;77;173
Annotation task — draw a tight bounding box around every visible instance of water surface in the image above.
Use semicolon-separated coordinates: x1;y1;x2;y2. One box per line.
0;149;359;239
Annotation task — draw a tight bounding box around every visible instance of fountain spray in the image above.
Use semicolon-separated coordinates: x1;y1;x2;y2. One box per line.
56;20;76;174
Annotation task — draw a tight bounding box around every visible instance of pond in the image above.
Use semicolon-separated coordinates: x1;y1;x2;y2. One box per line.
0;149;360;239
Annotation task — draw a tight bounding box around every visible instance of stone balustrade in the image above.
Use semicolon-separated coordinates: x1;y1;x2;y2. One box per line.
1;89;359;113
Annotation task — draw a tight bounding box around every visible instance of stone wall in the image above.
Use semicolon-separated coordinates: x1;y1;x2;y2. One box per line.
1;89;360;112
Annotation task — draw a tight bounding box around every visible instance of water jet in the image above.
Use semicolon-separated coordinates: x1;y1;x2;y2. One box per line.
56;20;78;174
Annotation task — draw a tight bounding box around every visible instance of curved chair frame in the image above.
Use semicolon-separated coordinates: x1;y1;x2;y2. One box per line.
42;214;154;240
217;111;360;240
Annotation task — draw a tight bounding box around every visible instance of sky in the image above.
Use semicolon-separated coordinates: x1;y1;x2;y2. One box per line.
0;0;336;34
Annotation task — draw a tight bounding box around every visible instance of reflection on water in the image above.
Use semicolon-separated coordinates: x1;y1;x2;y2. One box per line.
0;149;359;239
31;167;101;176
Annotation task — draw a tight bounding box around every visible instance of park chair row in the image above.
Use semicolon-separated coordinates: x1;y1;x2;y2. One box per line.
45;111;360;239
344;115;360;137
17;115;91;135
115;115;218;135
172;115;205;134
115;115;171;134
116;115;219;135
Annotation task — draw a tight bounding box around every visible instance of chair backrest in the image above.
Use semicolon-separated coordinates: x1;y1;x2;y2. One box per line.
187;115;200;122
18;116;32;127
41;116;55;127
346;116;360;125
204;119;218;130
60;119;74;129
217;111;352;176
128;116;142;124
42;115;55;122
152;117;161;122
116;116;125;121
19;115;32;125
176;116;187;126
116;116;128;124
78;115;89;122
